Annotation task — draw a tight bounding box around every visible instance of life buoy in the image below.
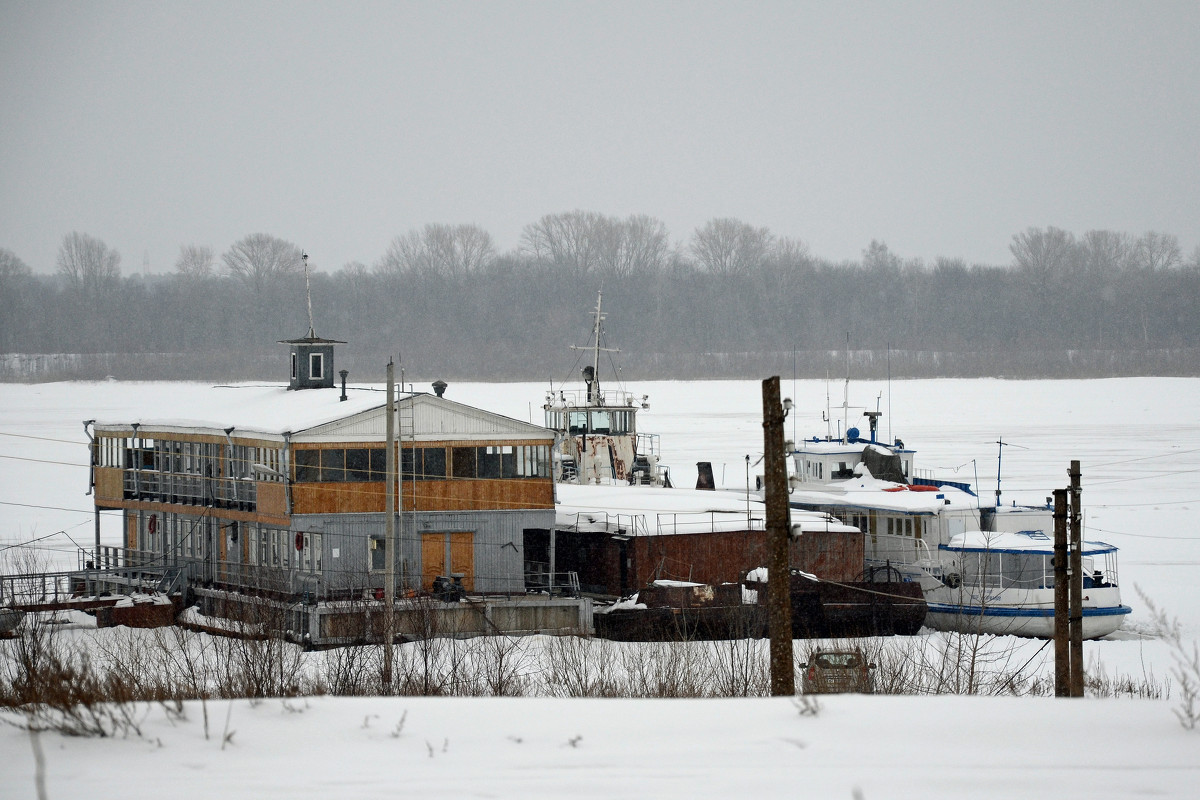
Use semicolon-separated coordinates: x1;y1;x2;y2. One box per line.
944;573;962;589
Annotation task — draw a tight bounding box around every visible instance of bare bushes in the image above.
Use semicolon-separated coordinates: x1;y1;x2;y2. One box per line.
0;612;146;737
1140;592;1199;729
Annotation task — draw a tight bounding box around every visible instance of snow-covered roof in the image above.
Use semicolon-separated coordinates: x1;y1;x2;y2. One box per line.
789;478;983;514
93;383;385;437
555;484;856;536
944;529;1118;555
793;439;913;456
92;383;552;442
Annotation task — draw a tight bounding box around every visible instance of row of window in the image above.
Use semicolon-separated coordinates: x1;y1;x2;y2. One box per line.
99;436;549;486
293;445;551;483
95;436;283;483
839;511;919;539
545;409;636;436
136;511;321;573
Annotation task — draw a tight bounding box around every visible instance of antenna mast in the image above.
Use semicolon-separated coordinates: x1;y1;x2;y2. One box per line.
996;438;1007;507
842;332;850;442
302;251;315;338
570;290;620;402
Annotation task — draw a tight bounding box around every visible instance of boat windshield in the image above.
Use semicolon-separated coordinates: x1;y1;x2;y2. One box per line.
565;409;634;436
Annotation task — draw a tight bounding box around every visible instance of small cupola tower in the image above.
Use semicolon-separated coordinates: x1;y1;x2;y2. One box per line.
280;251;345;390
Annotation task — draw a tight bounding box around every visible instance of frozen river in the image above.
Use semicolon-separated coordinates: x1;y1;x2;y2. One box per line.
2;376;1198;638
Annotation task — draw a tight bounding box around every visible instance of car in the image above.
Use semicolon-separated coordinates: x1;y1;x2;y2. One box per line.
800;649;876;694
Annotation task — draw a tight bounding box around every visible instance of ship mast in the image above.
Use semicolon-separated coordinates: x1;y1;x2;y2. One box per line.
571;291;619;405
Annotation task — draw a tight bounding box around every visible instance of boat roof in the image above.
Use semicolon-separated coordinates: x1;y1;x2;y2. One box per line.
789;478;985;514
793;439;914;456
942;529;1118;555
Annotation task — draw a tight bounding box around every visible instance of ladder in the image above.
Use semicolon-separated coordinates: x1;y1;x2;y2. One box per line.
396;377;416;593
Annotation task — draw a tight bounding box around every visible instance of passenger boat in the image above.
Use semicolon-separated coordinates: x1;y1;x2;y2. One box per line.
924;529;1130;639
786;397;1130;639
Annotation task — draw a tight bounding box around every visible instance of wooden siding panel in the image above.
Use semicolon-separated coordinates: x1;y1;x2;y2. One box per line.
408;479;554;512
291;478;553;513
95;467;124;503
257;482;287;516
292;482;386;515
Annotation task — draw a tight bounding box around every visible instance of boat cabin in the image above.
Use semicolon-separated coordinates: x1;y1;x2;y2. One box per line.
543;293;668;487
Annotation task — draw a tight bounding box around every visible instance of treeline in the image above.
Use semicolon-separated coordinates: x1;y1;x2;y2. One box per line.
2;219;1199;381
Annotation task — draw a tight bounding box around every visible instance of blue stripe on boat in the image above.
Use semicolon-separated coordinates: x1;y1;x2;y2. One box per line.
926;604;1132;619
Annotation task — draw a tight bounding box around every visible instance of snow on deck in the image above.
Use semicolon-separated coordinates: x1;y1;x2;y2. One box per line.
555;484;855;535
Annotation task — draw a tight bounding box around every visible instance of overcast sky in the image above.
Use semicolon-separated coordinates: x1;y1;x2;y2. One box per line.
2;1;1197;274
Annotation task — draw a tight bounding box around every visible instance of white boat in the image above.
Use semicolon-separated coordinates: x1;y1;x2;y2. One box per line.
924;529;1130;639
542;292;670;487
786;402;1130;639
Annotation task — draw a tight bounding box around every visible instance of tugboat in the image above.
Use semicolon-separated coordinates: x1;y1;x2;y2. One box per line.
542;292;670;487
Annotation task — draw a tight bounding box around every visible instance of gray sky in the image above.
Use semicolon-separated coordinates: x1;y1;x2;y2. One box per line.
2;0;1198;274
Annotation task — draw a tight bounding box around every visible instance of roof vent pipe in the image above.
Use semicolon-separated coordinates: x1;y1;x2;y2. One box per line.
339;369;349;401
432;380;447;398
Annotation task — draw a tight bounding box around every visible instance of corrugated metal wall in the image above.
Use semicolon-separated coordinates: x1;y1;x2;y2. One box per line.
296;508;555;594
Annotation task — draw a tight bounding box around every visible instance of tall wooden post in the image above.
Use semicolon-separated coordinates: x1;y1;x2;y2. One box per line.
1068;460;1084;697
762;377;795;696
382;359;395;691
1053;488;1070;696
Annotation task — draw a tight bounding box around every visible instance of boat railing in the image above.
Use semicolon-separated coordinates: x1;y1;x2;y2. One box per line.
546;388;640;409
559;511;650;537
655;511;765;536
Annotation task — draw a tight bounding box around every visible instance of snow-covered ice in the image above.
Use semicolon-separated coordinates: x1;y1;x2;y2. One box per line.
2;377;1199;797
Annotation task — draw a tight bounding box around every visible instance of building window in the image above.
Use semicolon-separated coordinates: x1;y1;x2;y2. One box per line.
309;352;324;380
402;446;447;480
291;352;297;380
449;445;550;479
452;446;477;478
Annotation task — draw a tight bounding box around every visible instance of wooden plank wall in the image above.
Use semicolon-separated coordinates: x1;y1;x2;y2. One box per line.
94;466;123;503
292;479;554;514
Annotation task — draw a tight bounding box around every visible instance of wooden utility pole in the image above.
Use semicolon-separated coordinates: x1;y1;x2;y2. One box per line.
1052;488;1070;696
762;376;795;696
382;359;395;691
1068;460;1084;697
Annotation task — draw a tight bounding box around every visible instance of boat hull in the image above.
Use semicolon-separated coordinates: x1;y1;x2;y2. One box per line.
923;586;1130;639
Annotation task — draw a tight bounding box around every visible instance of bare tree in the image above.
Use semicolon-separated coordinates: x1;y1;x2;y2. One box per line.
222;233;303;292
175;244;215;280
773;236;811;270
599;214;670;277
1079;230;1132;279
520;210;609;277
1009;226;1078;287
689;218;774;276
520;211;670;279
376;223;496;277
1132;231;1182;272
862;239;903;272
0;247;32;279
56;232;121;294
